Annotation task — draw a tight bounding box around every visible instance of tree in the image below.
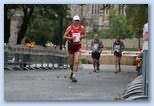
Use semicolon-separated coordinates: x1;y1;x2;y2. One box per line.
4;4;69;45
126;4;148;48
4;4;21;43
4;5;10;43
108;11;133;38
17;5;34;44
97;11;133;39
26;4;69;47
4;4;34;44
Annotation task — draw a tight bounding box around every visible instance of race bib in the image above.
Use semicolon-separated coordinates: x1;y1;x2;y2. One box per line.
93;43;99;50
115;45;120;52
73;33;80;42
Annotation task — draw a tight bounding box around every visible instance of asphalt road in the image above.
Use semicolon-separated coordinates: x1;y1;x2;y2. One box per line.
4;64;137;101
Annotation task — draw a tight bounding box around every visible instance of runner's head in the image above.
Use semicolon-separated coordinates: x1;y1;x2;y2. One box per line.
116;36;120;41
73;15;80;25
94;33;99;39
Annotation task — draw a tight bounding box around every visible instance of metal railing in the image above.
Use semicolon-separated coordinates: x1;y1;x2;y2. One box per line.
4;44;69;71
81;50;142;56
120;50;149;101
142;50;149;97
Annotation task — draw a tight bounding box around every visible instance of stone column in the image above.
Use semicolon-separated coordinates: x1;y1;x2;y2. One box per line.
9;10;23;45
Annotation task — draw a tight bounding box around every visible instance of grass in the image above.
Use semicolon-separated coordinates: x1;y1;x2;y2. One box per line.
105;47;138;51
81;58;88;64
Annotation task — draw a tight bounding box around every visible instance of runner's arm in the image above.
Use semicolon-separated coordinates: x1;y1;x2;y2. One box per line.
90;41;93;50
63;26;73;40
99;41;104;52
112;42;115;53
80;26;86;39
121;41;125;49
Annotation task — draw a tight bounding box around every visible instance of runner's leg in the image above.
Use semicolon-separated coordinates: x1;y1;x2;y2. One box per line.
96;53;100;71
68;54;74;79
96;60;100;71
118;57;121;72
72;52;80;82
92;58;95;70
93;59;97;72
115;56;118;73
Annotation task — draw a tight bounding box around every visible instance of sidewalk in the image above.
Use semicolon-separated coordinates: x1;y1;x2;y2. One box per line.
5;64;137;101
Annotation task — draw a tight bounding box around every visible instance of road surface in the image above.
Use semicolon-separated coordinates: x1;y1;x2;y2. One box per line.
4;64;137;101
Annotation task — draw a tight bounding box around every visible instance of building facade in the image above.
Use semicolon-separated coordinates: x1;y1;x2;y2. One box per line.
69;4;127;33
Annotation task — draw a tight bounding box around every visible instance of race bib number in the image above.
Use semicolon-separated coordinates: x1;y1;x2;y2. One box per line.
73;33;80;42
115;45;120;52
93;43;99;50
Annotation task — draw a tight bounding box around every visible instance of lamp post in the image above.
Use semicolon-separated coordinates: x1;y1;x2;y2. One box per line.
86;31;88;50
59;15;63;50
79;4;87;50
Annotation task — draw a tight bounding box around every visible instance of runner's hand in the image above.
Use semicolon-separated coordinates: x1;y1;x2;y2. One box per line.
80;35;85;40
68;36;75;41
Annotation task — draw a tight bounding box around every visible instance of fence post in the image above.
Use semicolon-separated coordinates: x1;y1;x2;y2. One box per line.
4;47;8;69
143;50;149;96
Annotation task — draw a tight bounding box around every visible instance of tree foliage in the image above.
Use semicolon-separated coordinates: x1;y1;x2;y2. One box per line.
4;4;69;45
108;11;133;38
126;4;148;48
126;4;148;37
97;11;133;39
93;4;148;40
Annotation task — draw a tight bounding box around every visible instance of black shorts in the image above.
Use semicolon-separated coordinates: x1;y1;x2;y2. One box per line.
92;51;101;59
114;51;122;57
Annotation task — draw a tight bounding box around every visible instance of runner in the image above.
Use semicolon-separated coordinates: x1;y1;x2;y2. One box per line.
63;15;85;82
113;36;125;73
91;34;104;72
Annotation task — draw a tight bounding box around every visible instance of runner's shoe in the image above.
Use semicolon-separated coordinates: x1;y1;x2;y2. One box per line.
97;67;100;71
70;72;73;80
97;64;100;71
72;77;77;82
114;71;118;73
114;68;118;73
119;67;121;72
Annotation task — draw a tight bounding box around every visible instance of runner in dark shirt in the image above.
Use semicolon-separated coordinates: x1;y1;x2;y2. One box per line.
113;36;125;73
91;34;104;72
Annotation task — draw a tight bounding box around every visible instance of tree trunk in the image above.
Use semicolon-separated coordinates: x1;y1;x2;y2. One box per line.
138;25;142;49
4;5;10;43
138;36;140;49
17;7;34;44
59;16;63;50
